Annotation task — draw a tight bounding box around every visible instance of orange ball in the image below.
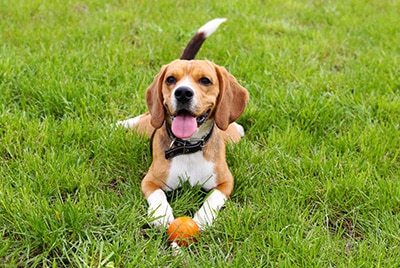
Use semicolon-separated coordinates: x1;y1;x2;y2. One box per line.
167;217;200;246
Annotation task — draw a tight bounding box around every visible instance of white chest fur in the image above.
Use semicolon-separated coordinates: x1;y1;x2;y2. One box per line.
165;151;217;191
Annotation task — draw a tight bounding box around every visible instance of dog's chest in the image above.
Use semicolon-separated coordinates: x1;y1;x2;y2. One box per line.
165;151;217;191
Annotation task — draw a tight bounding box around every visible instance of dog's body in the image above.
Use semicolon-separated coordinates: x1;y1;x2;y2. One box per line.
118;19;249;229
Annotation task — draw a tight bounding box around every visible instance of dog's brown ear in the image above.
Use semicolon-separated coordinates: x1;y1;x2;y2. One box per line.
146;64;168;129
214;65;249;130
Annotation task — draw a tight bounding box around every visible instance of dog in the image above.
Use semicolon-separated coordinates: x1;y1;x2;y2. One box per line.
118;18;249;229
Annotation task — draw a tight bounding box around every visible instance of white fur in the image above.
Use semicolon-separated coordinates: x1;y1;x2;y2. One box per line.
233;122;245;137
191;120;214;139
116;115;141;129
147;189;174;227
170;77;197;114
166;151;217;191
193;189;227;229
198;18;227;38
148;152;220;229
175;77;192;89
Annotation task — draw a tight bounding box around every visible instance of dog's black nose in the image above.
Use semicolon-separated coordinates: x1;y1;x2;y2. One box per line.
174;86;194;103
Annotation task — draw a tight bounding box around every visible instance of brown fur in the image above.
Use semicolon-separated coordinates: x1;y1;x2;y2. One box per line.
136;59;248;200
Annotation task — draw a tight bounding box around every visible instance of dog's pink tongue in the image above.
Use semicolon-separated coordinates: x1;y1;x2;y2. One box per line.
171;114;197;139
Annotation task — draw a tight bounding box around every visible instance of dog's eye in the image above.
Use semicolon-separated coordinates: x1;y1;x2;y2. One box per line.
166;76;177;86
199;77;212;86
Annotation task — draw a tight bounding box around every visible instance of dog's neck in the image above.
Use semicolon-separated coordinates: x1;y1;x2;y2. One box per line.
187;120;214;141
163;120;215;159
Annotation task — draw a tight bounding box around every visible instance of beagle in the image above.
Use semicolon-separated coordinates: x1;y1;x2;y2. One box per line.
118;18;249;229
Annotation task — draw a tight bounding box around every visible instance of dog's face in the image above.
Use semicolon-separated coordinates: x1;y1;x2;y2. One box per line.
163;60;219;124
146;59;248;138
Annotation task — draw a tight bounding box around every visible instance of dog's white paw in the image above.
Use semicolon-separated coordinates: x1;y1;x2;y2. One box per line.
147;189;174;228
232;122;245;137
115;116;141;129
193;190;227;230
149;208;174;228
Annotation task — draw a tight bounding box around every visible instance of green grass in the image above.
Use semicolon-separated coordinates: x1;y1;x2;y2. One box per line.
1;0;399;266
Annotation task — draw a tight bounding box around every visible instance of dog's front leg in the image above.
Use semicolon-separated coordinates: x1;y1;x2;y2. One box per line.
146;189;174;228
143;174;174;228
193;189;227;229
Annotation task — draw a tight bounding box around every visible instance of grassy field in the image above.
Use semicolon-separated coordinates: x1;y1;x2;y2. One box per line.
1;0;399;266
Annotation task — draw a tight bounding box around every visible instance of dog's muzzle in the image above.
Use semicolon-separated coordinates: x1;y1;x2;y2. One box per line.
174;86;194;104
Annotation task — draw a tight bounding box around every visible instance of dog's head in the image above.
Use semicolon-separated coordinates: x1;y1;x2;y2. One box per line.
146;59;249;139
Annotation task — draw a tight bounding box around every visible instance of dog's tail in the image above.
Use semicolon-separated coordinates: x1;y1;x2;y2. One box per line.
180;18;227;60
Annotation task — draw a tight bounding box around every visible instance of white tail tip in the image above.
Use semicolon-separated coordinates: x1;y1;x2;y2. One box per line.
198;18;227;38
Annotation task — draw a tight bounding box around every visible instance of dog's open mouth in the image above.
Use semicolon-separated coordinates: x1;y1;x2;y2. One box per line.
171;110;209;139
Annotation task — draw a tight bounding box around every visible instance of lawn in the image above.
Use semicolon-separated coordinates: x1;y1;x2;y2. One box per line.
1;0;399;267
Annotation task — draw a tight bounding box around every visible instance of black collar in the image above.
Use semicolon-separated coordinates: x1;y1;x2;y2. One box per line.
163;123;215;159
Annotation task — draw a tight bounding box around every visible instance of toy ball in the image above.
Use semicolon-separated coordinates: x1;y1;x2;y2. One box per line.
167;216;200;246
